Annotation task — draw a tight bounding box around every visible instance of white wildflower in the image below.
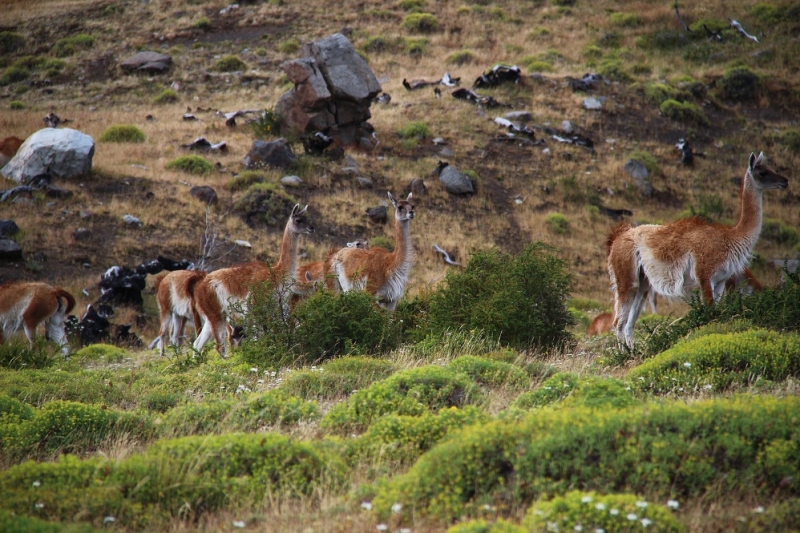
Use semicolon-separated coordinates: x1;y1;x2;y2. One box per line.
636;501;648;509
376;524;388;531
683;362;691;367
574;525;583;532
754;506;765;514
667;500;680;510
232;520;245;528
609;509;620;516
361;501;373;511
250;367;258;373
581;495;593;503
595;502;606;511
392;503;402;514
103;517;116;524
641;518;652;527
35;503;44;509
32;481;41;487
626;513;638;521
595;529;605;533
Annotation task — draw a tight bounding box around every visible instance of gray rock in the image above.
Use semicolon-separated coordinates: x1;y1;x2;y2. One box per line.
1;128;95;183
439;147;455;158
120;51;172;73
366;205;387;224
432;137;446;145
356;176;373;188
583;97;603;110
303;33;381;102
242;138;297;169
190;185;218;204
505;110;534;123
280;175;303;187
561;120;575;134
123;214;142;226
0;220;19;238
409;178;427;195
0;239;22;261
439;166;474;195
624;159;652;197
73;228;92;241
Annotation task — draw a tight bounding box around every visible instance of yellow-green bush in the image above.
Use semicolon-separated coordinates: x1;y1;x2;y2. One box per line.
659;99;708;125
402;12;440;33
232;182;297;224
354;406;489;465
448;356;530;391
71;343;129;363
523;491;683;533
215;54;247;72
152;88;178;104
226;170;272;192
718;66;761;101
0;368;133;407
546;212;570;234
321;365;482;433
509;372;578;410
164;155;214;175
644;83;689;105
280;356;396;400
0;31;25;54
98;125;145;143
447;519;527;533
373;397;800;522
628;329;800;393
0;393;33;421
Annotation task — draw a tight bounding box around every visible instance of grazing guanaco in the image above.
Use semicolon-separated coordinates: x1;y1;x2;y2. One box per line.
327;192;415;311
0;282;76;356
192;204;314;357
607;152;788;347
152;270;207;356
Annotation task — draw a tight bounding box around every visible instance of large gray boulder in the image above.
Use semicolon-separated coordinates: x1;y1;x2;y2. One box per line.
1;128;94;183
242;138;297;169
277;33;381;148
623;159;652;197
439;165;475;195
120;51;172;73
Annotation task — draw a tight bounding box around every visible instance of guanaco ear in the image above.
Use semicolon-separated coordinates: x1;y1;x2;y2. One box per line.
291;204;300;216
749;152;757;170
406;192;413;202
297;204;309;216
388;191;397;207
755;151;765;166
305;271;312;281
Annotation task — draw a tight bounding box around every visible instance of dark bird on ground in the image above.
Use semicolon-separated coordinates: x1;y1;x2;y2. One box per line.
675;138;706;166
703;24;723;41
403;78;438;90
568;73;601;91
432;244;462;267
451;88;506;108
598;205;633;221
434;87;441;98
374;92;392;104
43;112;60;128
474;64;521;88
441;72;460;87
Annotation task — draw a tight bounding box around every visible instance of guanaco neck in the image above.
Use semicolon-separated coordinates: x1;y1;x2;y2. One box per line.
732;171;763;246
389;216;413;274
274;222;300;279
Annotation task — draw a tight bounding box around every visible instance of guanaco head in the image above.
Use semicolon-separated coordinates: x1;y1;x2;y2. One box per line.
289;204;315;234
747;152;789;191
346;239;369;249
388;192;415;222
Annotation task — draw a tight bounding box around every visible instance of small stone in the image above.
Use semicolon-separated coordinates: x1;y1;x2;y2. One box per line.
73;228;92;241
505;110;534;122
123;214;142;226
583;97;603;110
0;239;22;261
542;147;552;156
561;120;574;134
281;175;303;187
432;137;446;145
356;177;373;188
79;210;93;219
234;240;252;248
438;147;455;158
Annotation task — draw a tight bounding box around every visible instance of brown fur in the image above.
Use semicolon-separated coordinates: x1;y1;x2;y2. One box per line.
605;221;633;257
326;193;415;311
608;152;788;347
155;270;206;356
0;136;24;167
0;281;75;355
587;312;614;336
725;267;763;293
193;205;314;357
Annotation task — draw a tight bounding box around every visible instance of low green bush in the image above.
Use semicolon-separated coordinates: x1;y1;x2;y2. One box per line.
226;170;271;191
609;12;641;27
718;67;761;101
399;0;425;10
523;491;684;533
152;88;178;104
546;212;570;234
448;356;530;391
232;182;297;225
508;372;578;410
194;16;211;30
762;218;800;246
215;55;247;72
165;155;214;175
399;121;431;139
403;38;430;57
98;125;146;144
659;99;708;125
426;243;574;350
0;66;30;86
447;520;526;533
373;396;800;522
628;149;660;176
0;510;101;532
321;365;482;433
280;357;396;400
370;235;394;251
0;393;33;421
628;329;800;393
361;36;403;54
249;108;281;138
0;31;25;54
52;34;95;57
447;50;476;65
278;38;300;54
354;406;488;465
780;128;800;153
645;83;688;105
636;31;689;50
751;2;784;23
0;368;131;407
71;343;128;363
402;12;440;33
0;339;61;369
10;100;25;110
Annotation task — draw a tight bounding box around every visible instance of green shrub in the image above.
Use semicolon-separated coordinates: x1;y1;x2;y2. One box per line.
278;38;300;54
0;339;61;370
0;31;25;54
448;356;530;390
688;18;728;35
0;66;30;86
546;212;570;234
194;16;211;30
0;511;101;533
644;82;688;105
447;50;476;65
719;67;761;101
598;57;631;82
509;372;578;410
355;406;489;465
226;170;271;191
373;396;800;522
403;38;430;57
628;329;800;393
98;125;146;144
399;121;431;139
0;368;134;407
609;12;641;27
280;357;396;400
399;0;425;10
751;2;784;23
144;391;181;413
447;519;527;533
659;99;708;125
362;36;403;54
3;401;153;460
762;218;800;246
165;155;214;175
426;243;574;350
232;182;297;225
215;54;247;72
0;393;33;422
688;192;724;222
12;56;46;70
582;45;603;60
10;100;25;110
523;491;684;533
52;34;95;57
370;235;394;251
628;150;660;175
560;376;639;410
321;365;482;433
521;57;554;72
152;88;178;104
250;108;281;138
72;343;129;364
780;129;800;153
402;12;440;33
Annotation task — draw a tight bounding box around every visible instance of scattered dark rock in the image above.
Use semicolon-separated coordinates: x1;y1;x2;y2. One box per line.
242;138;297;169
190;185;218;205
115;324;143;349
0;220;19;238
181;137;227;152
366;205;388;224
436;162;474;195
119;51;172;73
0;239;22;261
474;64;521;88
73;228;92;241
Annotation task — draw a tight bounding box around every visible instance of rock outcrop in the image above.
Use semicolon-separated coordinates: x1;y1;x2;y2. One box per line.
119;51;172;73
276;33;381;148
1;128;94;183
